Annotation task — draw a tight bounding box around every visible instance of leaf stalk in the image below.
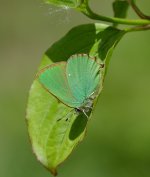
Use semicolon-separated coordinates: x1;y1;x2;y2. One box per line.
127;0;150;20
78;1;150;26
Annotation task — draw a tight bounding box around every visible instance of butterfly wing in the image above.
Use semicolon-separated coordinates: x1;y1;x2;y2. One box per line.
66;54;101;104
37;62;81;108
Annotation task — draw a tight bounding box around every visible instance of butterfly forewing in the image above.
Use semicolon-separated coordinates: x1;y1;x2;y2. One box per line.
66;54;101;105
37;62;81;108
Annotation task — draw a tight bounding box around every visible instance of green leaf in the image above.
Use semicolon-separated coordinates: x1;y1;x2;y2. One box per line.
99;27;125;60
26;23;125;175
46;23;109;61
113;0;129;26
26;71;87;176
44;0;84;8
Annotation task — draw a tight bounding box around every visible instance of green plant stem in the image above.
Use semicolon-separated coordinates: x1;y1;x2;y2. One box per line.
125;25;150;32
127;0;150;20
78;2;150;26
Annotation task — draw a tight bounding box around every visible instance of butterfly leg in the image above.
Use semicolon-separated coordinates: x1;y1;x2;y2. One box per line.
85;106;93;110
57;109;74;122
82;109;89;119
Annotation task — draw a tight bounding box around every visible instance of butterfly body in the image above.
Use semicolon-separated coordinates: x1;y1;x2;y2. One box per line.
37;54;101;118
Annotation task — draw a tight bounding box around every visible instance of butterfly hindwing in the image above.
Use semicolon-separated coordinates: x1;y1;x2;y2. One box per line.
37;62;81;108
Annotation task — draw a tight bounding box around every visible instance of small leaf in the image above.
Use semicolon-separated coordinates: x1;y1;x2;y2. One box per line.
113;0;129;26
99;27;125;60
44;0;84;8
26;23;125;175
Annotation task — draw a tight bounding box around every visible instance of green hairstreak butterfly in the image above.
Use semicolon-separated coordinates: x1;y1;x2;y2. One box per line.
37;54;102;118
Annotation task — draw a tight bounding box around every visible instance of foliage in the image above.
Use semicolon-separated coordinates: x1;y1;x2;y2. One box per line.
26;0;150;175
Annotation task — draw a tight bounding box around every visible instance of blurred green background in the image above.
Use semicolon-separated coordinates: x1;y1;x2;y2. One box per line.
0;0;150;177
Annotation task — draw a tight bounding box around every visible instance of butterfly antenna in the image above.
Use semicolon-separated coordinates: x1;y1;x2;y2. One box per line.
58;112;73;144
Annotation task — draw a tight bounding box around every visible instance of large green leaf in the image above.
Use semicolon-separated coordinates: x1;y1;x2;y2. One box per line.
26;23;125;175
